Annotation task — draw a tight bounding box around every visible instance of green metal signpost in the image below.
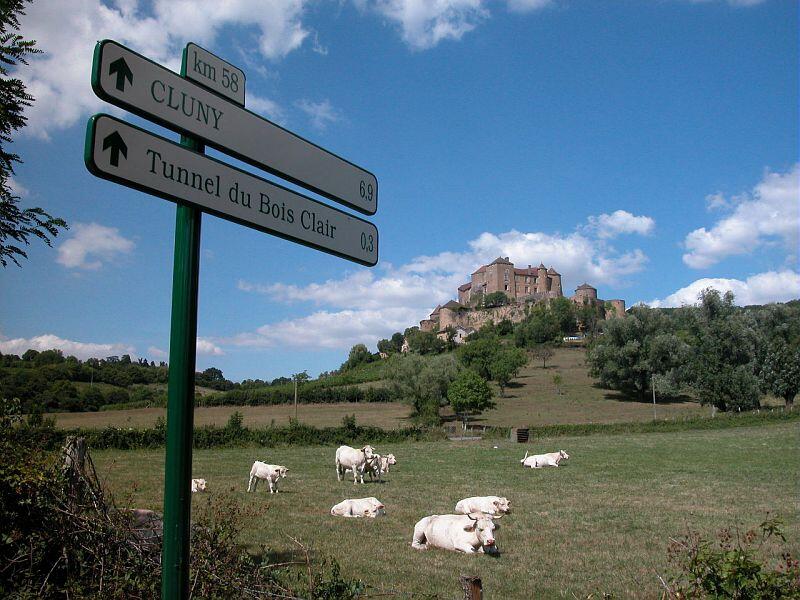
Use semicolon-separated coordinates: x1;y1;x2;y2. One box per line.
85;40;379;599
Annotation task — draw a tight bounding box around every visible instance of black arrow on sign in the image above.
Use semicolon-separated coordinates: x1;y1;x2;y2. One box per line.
108;57;133;92
102;131;127;167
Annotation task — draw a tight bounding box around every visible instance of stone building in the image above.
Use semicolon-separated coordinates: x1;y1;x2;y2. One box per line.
418;257;627;333
457;257;562;305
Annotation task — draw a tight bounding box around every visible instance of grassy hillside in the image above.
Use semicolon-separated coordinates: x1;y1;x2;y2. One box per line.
92;422;799;598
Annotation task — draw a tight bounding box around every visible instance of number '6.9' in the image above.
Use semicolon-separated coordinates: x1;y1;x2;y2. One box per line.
359;180;374;202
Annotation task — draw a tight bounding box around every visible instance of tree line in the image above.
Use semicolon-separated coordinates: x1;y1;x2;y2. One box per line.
587;290;800;410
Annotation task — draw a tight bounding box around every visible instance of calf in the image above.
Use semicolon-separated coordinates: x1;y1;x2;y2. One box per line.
247;461;289;493
411;512;502;554
520;450;569;468
335;445;375;484
455;496;511;515
191;478;207;493
330;497;386;518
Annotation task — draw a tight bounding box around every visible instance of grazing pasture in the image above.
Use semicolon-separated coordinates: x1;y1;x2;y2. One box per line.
92;422;799;598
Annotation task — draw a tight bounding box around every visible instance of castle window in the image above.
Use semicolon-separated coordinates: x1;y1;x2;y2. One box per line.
504;284;508;291
504;269;509;281
525;286;529;293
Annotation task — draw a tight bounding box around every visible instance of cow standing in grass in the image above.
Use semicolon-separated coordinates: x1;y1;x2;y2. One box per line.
247;462;289;493
335;445;375;484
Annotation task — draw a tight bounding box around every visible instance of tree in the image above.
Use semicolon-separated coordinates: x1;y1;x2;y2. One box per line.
689;289;761;411
81;386;105;411
484;291;509;308
457;335;501;379
550;297;577;335
405;328;445;355
0;0;67;267
489;348;528;396
447;369;494;429
759;339;799;409
531;344;554;368
552;373;563;395
587;304;689;400
514;305;560;347
388;354;459;424
341;343;373;370
376;338;393;355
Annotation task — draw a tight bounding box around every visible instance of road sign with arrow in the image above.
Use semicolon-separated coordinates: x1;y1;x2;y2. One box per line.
91;39;377;215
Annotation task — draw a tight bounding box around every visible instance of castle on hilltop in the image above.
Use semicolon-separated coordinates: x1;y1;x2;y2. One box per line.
418;257;626;335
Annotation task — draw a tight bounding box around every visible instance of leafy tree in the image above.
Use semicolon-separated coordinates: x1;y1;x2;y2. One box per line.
514;305;560;347
404;328;445;355
588;304;689;400
80;386;104;411
550;297;577;335
457;335;501;379
0;0;67;267
484;291;509;307
531;344;554;368
376;338;393;355
552;372;563;395
689;289;761;411
388;354;459;424
341;343;373;370
447;369;494;428
390;331;405;352
758;338;799;409
105;388;130;406
496;318;514;336
489;347;528;396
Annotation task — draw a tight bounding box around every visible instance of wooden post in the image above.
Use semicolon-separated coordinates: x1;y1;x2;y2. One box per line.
460;575;482;600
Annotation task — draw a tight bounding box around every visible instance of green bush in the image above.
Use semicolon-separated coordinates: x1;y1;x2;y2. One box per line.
666;517;800;598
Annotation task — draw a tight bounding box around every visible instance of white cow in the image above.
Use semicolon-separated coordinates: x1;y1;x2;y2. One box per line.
191;478;207;493
455;496;511;515
520;450;570;468
378;453;397;474
335;445;375;484
330;497;386;518
362;453;396;482
411;513;502;554
247;461;289;493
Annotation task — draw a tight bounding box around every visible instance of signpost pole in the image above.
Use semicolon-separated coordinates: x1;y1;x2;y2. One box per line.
162;139;202;600
162;51;204;599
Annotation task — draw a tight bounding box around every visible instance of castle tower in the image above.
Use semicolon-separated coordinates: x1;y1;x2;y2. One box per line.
536;263;548;294
547;267;562;296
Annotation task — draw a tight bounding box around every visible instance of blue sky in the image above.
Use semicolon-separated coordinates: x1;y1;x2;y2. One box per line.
1;0;798;382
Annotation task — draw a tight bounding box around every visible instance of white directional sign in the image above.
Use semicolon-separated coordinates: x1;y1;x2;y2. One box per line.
85;114;378;266
91;39;378;215
182;43;245;106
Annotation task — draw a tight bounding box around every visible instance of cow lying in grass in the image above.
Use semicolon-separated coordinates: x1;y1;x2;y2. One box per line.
521;450;569;468
191;478;207;493
455;496;511;515
411;512;502;554
330;497;385;518
335;445;375;484
247;462;288;493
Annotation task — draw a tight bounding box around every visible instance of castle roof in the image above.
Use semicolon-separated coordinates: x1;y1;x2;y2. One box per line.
441;300;463;310
472;265;486;275
576;283;596;290
458;282;472;292
430;304;442;316
513;268;535;276
489;256;513;266
538;263;546;269
547;267;560;275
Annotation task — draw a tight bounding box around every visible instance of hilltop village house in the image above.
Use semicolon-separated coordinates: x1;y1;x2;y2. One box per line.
418;257;626;336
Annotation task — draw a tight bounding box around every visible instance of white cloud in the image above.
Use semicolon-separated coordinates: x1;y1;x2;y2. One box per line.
248;94;287;125
355;0;489;50
56;222;134;270
683;164;799;269
229;307;421;350
647;270;800;308
147;346;168;359
506;0;552;13
295;98;341;131
235;224;648;350
196;338;224;356
586;210;655;239
19;0;311;139
7;177;29;197
0;333;135;360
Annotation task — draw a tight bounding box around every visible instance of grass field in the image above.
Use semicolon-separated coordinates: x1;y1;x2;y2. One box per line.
92;422;799;598
54;348;727;430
